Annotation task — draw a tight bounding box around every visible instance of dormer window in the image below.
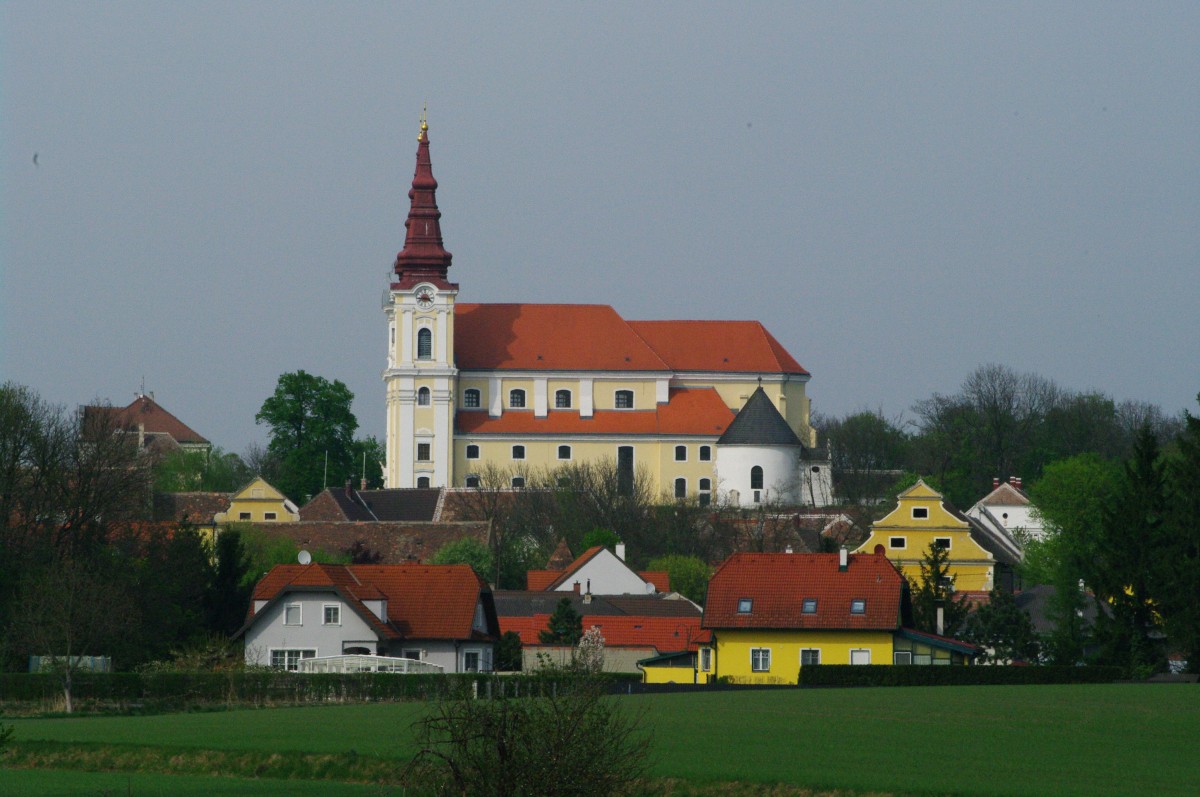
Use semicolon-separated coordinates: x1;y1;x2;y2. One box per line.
850;599;866;615
802;598;817;614
737;598;753;614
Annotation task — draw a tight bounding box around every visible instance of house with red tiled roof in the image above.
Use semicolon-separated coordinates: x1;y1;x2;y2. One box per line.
238;562;499;673
378;116;831;506
84;393;210;456
703;549;978;683
524;543;668;595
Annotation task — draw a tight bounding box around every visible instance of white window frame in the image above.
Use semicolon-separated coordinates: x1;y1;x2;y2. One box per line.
935;537;952;550
269;649;316;671
462;648;483;673
465;475;480;488
512;444;526;460
850;598;866;615
417;327;433;360
802;598;818;614
557;444;572;460
554;389;572;409
511;476;526;488
614;389;634;409
465;444;480;460
850;649;871;665
463;388;481;408
750;648;771;672
912;506;929;519
322;604;340;626
402;649;423;660
417;476;431;488
674;477;687;499
699;647;712;672
264;512;277;521
737;598;753;614
699;445;712;461
416;442;432;462
239;512;251;521
800;648;821;666
283;603;301;626
509;389;526;408
417;386;431;406
889;536;906;549
894;651;913;665
674;445;687;462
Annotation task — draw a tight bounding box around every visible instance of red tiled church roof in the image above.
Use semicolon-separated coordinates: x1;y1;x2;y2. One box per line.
87;394;209;445
457;388;733;437
629;320;809;375
704;552;903;631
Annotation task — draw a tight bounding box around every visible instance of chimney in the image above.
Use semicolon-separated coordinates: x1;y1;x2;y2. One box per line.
936;605;945;636
1016;476;1023;490
785;545;793;554
838;546;848;572
583;579;592;604
573;581;581;595
615;542;626;561
993;477;1000;488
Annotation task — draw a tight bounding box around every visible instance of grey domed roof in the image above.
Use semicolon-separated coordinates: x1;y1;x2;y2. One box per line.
717;386;803;447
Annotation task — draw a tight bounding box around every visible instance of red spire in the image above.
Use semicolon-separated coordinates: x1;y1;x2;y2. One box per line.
393;115;453;287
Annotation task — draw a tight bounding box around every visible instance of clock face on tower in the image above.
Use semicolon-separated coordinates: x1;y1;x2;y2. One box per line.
415;289;434;309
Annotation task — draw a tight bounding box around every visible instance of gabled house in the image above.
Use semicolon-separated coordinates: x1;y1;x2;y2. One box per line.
525;542;668;595
300;486;442;522
215;476;299;524
239;562;499;673
967;478;1045;542
703;549;978;684
84;392;210;456
855;480;1021;594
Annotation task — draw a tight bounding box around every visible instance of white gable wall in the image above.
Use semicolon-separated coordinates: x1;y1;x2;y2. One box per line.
244;594;381;666
552;548;652;595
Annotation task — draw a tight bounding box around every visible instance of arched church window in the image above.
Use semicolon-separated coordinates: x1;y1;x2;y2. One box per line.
416;476;431;488
699;445;711;461
674;478;687;499
463;389;481;408
750;466;764;490
417;387;431;406
417;328;433;360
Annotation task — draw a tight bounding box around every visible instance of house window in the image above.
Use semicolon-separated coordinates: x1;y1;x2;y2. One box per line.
802;598;817;614
751;648;771;672
323;605;340;625
750;466;764;490
935;537;951;550
417;443;431;462
417;328;432;360
889;536;906;549
509;389;526;408
557;445;572;460
270;649;316;671
615;390;634;409
239;512;251;521
850;599;866;615
699;445;711;461
511;476;525;488
465;475;480;488
402;650;422;660
699;648;712;672
800;649;821;666
466;444;480;460
674;445;687;461
554;389;572;408
850;649;871;665
283;604;301;626
912;507;929;519
417;387;431;406
737;598;753;614
264;512;277;521
417;476;431;488
894;651;913;665
699;478;711;507
617;446;634;496
462;650;482;672
674;477;686;499
463;388;481;408
512;445;525;460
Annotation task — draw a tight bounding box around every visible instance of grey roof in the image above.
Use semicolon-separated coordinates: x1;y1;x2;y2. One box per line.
716;386;802;447
323;488;442;522
493;591;701;619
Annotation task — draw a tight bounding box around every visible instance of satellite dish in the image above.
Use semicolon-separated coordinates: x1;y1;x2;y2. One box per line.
297;550;312;565
645;582;655;594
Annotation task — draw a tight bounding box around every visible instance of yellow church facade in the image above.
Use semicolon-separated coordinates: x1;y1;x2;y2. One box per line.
381;118;831;505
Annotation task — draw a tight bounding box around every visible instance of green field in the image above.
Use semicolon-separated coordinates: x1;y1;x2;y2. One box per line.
3;684;1198;796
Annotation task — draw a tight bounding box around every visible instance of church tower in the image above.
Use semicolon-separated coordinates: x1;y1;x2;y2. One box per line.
382;113;458;488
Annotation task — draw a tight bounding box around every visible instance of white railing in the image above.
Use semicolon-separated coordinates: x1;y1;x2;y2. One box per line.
298;654;444;674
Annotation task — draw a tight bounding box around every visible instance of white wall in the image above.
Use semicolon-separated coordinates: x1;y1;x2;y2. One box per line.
551;548;652;595
715;445;801;505
244;595;380;666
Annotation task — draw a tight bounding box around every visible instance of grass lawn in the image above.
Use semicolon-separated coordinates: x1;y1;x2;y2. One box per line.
0;769;402;796
4;684;1198;796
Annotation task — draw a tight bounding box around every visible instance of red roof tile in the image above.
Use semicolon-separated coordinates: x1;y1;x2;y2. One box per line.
703;552;903;631
629;320;808;375
499;614;709;651
87;394;209;445
455;304;669;372
457;388;733;437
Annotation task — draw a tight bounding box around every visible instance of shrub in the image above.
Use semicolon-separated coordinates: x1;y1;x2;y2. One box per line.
798;664;1123;688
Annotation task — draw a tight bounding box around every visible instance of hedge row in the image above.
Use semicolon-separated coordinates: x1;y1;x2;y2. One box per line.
798;664;1124;687
0;670;643;710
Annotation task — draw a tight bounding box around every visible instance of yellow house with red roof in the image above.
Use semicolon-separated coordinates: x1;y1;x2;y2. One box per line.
379;116;831;505
704;550;978;684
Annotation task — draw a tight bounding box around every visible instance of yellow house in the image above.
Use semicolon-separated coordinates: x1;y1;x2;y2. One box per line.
215;476;300;524
379;117;833;506
703;550;977;684
855;480;1021;593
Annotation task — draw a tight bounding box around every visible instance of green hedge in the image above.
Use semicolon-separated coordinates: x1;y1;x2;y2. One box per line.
798;664;1124;688
0;670;643;711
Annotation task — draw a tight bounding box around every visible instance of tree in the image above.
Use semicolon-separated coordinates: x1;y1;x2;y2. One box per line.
963;589;1040;663
539;597;583;645
908;542;970;636
206;528;252;636
1158;394;1200;672
495;630;523;672
255;371;359;503
406;669;650;797
431;537;494;580
152;446;251;493
817;409;910;505
574;625;606;674
350;436;385;489
647;554;711;604
581;527;621;552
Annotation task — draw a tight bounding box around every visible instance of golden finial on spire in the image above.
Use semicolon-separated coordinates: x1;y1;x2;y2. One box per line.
419;102;428;140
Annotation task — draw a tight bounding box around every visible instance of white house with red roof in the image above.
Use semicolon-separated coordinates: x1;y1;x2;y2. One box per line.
379;115;831;506
238;562;499;673
524;543;667;595
967;477;1045;542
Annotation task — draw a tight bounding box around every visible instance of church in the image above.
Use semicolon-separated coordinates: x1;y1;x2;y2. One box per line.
381;116;831;507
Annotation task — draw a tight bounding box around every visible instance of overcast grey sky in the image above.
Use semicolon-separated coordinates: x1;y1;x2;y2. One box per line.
3;2;1198;453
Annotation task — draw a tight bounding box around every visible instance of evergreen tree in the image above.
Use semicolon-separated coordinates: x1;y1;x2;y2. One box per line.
495;630;523;672
1158;395;1200;672
539;597;583;645
908;542;970;635
206;529;252;636
963;589;1040;663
